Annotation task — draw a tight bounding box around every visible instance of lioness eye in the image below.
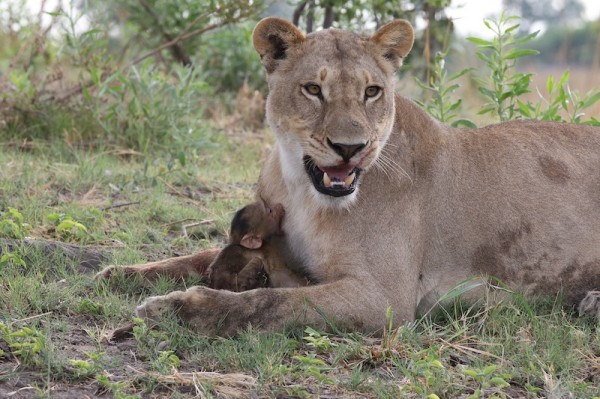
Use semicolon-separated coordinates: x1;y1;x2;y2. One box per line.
304;84;321;96
365;86;381;98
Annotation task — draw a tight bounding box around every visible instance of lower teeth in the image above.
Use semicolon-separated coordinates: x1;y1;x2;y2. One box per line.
321;171;356;189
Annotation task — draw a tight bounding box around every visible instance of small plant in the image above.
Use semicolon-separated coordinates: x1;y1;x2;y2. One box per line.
517;70;600;125
291;353;334;384
463;365;511;399
152;350;181;373
0;251;27;271
95;372;140;399
303;327;337;353
468;13;539;121
0;322;47;367
0;208;30;239
399;348;448;399
416;52;476;128
68;351;108;380
47;212;88;241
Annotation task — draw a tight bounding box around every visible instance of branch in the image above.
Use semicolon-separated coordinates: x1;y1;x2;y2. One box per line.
323;5;334;29
138;0;191;66
292;0;308;27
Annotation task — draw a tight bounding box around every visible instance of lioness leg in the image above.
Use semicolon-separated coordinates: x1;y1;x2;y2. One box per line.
95;248;220;282
135;278;416;336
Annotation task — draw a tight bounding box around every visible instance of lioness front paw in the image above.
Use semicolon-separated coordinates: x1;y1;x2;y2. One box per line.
578;291;600;317
136;293;181;326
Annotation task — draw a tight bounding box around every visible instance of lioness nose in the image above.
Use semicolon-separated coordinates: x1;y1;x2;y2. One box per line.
326;139;367;162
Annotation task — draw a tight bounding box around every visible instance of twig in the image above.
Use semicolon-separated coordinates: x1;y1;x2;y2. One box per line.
129;8;255;67
138;0;191;66
161;218;197;227
10;312;53;327
439;338;507;364
102;201;141;211
182;220;214;238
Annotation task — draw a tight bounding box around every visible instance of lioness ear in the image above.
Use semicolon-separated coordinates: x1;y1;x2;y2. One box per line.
253;17;305;74
371;20;414;70
240;234;263;249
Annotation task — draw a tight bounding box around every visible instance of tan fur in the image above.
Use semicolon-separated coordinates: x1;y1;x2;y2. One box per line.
98;18;600;336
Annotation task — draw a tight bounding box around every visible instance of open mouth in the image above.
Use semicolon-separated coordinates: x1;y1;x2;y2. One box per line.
303;156;362;197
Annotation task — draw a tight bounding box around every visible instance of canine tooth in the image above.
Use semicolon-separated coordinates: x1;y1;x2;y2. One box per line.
323;172;331;187
344;173;356;186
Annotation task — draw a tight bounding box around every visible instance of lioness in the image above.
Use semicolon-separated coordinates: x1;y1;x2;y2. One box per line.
98;18;600;335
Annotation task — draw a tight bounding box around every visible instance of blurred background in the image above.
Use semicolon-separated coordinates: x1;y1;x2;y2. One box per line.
0;0;599;153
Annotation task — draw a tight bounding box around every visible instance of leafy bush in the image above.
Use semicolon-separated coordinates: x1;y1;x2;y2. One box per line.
0;0;264;153
419;13;600;126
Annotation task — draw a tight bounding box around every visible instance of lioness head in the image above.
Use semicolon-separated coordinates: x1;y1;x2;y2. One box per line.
253;18;413;207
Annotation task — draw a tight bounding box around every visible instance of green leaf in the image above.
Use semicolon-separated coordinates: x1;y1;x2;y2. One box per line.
452;119;477;128
477;105;497;115
504;23;520;34
464;369;479;378
489;377;510;387
482;365;497;375
449;68;474;81
467;37;492;46
517;100;532;118
559;70;570;87
546;75;554;94
504;49;539;60
514;30;540;45
581;92;600;109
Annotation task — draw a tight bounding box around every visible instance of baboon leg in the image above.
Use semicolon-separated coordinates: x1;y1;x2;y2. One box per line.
95;248;221;282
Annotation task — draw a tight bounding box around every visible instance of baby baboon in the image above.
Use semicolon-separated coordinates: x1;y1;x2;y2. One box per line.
207;200;308;292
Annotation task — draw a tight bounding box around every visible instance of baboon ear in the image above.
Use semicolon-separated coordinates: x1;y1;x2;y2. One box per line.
240;234;263;249
371;20;414;70
253;17;305;73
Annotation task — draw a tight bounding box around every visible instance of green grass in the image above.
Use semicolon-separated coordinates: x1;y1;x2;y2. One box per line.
1;131;599;399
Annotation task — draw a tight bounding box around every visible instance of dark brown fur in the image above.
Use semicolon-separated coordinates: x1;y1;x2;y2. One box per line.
207;201;308;292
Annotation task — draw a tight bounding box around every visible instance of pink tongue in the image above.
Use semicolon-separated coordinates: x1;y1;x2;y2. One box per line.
320;165;354;180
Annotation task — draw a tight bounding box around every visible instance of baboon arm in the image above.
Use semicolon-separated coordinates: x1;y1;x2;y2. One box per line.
237;257;265;280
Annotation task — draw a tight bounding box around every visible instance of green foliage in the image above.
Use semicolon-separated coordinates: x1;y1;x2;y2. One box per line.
0;208;30;239
399;348;448;398
463;365;511;399
0;1;263;153
303;326;337;352
416;52;476;128
0;252;27;270
421;13;600;126
198;23;265;92
517;71;600;125
0;322;47;367
88;61;213;152
467;12;539;121
95;372;140;399
68;351;109;380
47;212;88;241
